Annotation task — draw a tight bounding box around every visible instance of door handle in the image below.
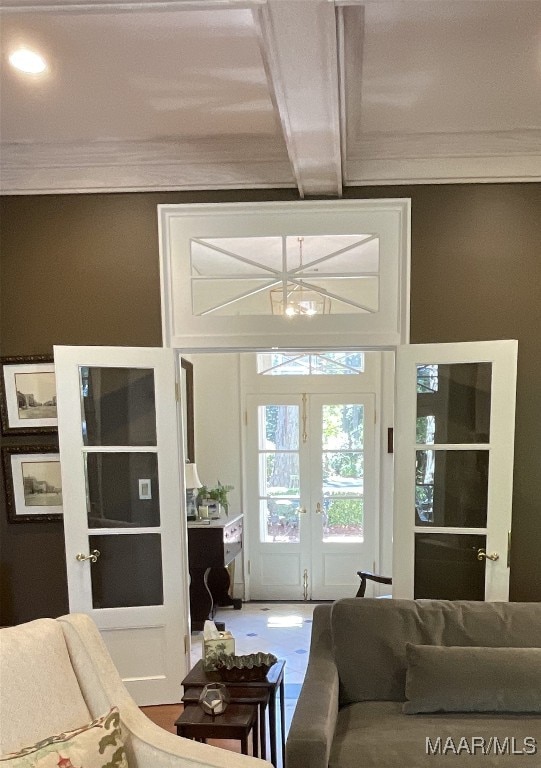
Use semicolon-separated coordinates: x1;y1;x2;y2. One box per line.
477;548;499;562
315;502;322;514
298;507;307;514
76;549;100;563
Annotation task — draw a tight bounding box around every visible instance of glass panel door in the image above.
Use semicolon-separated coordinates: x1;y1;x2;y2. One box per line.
246;395;308;600
81;365;164;609
258;403;301;544
310;395;376;600
55;346;189;705
246;393;377;601
320;401;365;542
394;341;518;601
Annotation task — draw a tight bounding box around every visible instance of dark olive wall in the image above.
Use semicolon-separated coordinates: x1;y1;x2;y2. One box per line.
351;184;541;605
0;190;299;625
1;184;539;623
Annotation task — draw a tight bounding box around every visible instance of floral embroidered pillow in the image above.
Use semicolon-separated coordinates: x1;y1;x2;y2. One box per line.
0;707;128;768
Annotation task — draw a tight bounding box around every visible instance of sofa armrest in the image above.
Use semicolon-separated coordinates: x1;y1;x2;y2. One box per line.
286;605;339;768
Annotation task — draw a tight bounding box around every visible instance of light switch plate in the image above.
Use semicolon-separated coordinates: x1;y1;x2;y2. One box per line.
138;479;152;499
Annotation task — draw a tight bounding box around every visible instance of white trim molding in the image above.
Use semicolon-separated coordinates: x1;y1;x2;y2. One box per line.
0;137;295;195
346;130;541;186
158;199;411;350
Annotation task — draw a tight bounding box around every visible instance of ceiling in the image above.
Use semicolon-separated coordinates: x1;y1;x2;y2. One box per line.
1;0;540;196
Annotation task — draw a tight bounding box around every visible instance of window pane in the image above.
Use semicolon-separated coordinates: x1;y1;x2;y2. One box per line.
322;498;363;542
415;450;489;527
322;404;364;450
414;533;486;600
81;367;157;446
416;364;439;393
259;405;299;450
311;352;364;375
322;453;363;489
86;453;160;528
262;453;300;496
190;234;380;318
89;533;163;608
262;498;300;543
416;363;492;444
257;352;364;376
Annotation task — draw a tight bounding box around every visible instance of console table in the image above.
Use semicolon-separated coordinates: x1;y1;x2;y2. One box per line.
188;514;243;631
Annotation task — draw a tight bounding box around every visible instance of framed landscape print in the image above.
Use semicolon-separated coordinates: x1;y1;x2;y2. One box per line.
0;355;57;434
2;445;63;522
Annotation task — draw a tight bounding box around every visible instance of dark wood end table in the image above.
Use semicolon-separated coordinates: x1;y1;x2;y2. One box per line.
181;659;286;767
175;703;258;757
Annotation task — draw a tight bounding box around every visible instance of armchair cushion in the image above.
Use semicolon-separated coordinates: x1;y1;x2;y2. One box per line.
0;619;91;754
0;707;128;768
403;644;541;714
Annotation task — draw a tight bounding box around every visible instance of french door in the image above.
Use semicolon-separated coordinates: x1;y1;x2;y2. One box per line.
393;340;518;601
246;393;376;600
54;346;190;705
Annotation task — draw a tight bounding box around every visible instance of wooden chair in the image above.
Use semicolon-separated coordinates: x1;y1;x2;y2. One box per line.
355;571;392;597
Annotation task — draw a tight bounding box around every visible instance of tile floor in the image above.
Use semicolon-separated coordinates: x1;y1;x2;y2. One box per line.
192;602;316;679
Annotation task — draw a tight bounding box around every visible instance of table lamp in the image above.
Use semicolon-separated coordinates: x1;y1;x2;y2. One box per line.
185;462;202;521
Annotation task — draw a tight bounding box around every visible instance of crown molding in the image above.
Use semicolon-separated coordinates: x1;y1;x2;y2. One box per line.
346;129;541;185
0;0;263;12
0;136;296;195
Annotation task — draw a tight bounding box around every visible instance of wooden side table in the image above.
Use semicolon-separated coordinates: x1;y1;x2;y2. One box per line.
183;686;270;761
175;703;258;757
181;659;286;768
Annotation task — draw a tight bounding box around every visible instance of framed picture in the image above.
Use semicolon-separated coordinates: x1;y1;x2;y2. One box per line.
2;445;63;522
0;355;57;435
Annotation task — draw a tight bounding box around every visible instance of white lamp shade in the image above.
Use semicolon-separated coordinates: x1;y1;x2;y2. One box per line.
185;462;202;489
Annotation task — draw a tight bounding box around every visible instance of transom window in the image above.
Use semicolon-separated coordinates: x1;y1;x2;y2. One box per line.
257;352;365;376
160;199;410;349
190;235;379;317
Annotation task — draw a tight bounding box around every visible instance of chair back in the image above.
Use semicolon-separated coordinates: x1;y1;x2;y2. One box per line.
0;618;91;754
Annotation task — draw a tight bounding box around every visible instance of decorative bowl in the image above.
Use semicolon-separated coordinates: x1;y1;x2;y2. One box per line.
210;652;278;682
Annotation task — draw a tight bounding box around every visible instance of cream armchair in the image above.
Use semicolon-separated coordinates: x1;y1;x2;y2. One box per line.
0;613;269;767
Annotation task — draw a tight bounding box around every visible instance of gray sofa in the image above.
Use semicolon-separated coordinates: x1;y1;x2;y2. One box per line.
286;599;541;767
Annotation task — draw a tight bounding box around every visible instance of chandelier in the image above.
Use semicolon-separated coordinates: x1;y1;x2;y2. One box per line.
270;237;332;317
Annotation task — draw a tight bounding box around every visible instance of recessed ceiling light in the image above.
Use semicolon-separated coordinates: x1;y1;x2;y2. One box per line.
9;48;47;75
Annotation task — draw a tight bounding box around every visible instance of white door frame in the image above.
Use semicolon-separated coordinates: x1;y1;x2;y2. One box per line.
241;351;386;601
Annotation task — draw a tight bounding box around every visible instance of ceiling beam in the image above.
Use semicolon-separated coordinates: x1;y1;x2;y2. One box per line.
254;0;343;197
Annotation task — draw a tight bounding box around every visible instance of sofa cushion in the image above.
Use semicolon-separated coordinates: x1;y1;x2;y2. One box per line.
403;644;541;714
0;707;128;768
331;598;541;704
329;701;541;768
0;619;91;754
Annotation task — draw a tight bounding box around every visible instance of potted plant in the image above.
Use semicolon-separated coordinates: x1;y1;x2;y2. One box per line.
197;481;234;516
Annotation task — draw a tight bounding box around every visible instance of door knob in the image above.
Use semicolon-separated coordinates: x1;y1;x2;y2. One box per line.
315;502;322;514
76;549;100;563
477;548;499;562
298;507;307;514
